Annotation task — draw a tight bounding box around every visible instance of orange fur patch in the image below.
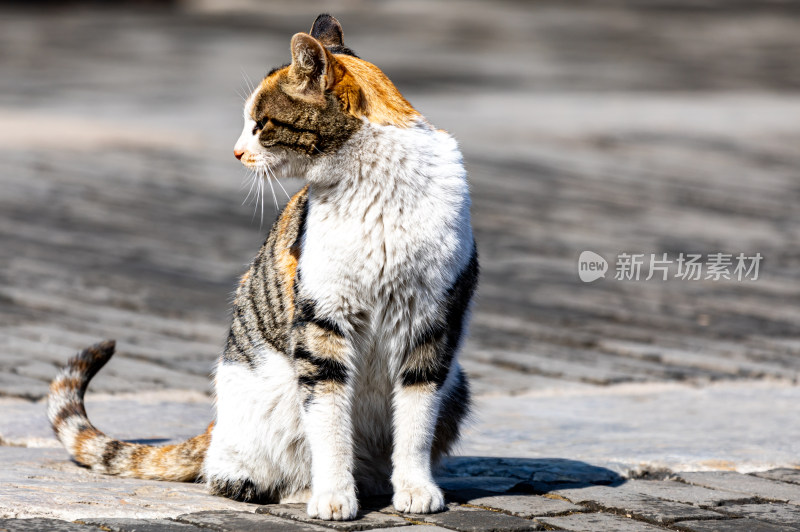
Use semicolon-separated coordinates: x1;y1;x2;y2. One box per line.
275;185;309;316
73;427;101;462
333;55;420;127
49;376;81;396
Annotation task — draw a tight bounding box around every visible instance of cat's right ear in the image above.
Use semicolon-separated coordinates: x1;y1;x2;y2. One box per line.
309;14;345;48
288;33;335;102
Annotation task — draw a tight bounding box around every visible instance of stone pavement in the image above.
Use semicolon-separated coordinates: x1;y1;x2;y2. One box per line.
3;445;800;531
2;385;799;529
1;1;800;531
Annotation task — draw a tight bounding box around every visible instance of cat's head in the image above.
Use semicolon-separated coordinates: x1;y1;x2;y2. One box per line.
234;14;421;180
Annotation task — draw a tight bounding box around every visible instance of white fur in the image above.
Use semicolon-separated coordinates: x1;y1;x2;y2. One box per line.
204;347;310;500
218;111;473;518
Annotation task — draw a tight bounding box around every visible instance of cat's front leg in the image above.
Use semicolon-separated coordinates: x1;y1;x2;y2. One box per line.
391;338;448;514
292;304;358;521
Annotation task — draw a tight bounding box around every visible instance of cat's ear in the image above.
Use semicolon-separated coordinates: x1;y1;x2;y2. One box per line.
288;33;335;100
309;14;344;48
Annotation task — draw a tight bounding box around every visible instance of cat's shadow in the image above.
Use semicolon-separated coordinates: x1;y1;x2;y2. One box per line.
435;456;625;500
361;456;625;511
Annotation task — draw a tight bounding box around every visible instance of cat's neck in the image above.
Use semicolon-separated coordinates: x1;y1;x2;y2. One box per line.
304;119;465;193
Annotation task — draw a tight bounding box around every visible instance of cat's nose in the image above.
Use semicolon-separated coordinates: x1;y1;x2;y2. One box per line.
234;149;245;160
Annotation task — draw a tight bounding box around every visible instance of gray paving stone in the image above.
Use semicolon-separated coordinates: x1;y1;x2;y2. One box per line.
673;519;800;532
618;479;755;507
177;510;329;531
257;503;410;531
713;503;800;527
0;393;211;448
754;470;800;486
453;493;583;518
369;524;449;532
549;484;724;525
408;504;539;532
0;519;101;531
0;447;259;520
536;512;669;531
677;472;800;505
78;518;206;531
461;386;800;476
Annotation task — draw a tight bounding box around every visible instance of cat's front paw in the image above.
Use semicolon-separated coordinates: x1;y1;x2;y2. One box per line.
393;482;445;514
307;490;359;521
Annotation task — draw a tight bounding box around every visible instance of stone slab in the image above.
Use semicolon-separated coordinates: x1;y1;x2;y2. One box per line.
677;472;800;505
458;382;800;475
455;493;582;518
0;393;211;448
673;519;800;532
613;479;755;507
754;470;800;486
0;519;101;531
78;518;207;531
408;504;538;532
548;484;724;525
176;510;330;531
257;503;410;531
0;447;259;520
536;513;669;531
713;503;800;527
366;528;451;532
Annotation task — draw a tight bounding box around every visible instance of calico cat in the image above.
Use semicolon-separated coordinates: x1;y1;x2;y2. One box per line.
48;14;478;521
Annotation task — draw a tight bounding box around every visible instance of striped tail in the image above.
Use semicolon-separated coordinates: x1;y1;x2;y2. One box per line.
47;340;211;482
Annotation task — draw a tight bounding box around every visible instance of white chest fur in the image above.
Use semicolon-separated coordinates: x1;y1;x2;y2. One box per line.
299;121;473;339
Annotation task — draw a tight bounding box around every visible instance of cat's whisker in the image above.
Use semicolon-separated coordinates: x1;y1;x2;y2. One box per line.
242;68;256;94
242;170;258;206
265;170;280;218
267;166;292;200
240;68;255;101
260;171;267;227
235;84;249;103
251;170;262;222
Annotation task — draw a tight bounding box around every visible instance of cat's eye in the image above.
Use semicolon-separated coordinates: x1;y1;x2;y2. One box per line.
252;118;269;135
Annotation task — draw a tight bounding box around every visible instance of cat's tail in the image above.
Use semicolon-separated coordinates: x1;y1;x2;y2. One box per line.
47;340;212;481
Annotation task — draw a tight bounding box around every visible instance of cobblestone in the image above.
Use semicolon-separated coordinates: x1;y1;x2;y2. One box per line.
677;472;800;506
257;503;410;531
0;519;100;532
673;519;800;532
754;470;800;486
536;512;668;531
713;503;800;527
78;518;207;532
176;510;331;531
404;504;539;532
547;484;725;525
452;493;583;518
613;480;754;507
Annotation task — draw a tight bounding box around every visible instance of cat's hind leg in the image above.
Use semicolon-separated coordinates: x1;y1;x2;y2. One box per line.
204;349;310;503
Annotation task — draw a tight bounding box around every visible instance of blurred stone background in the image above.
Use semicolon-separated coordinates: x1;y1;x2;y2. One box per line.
0;0;799;401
